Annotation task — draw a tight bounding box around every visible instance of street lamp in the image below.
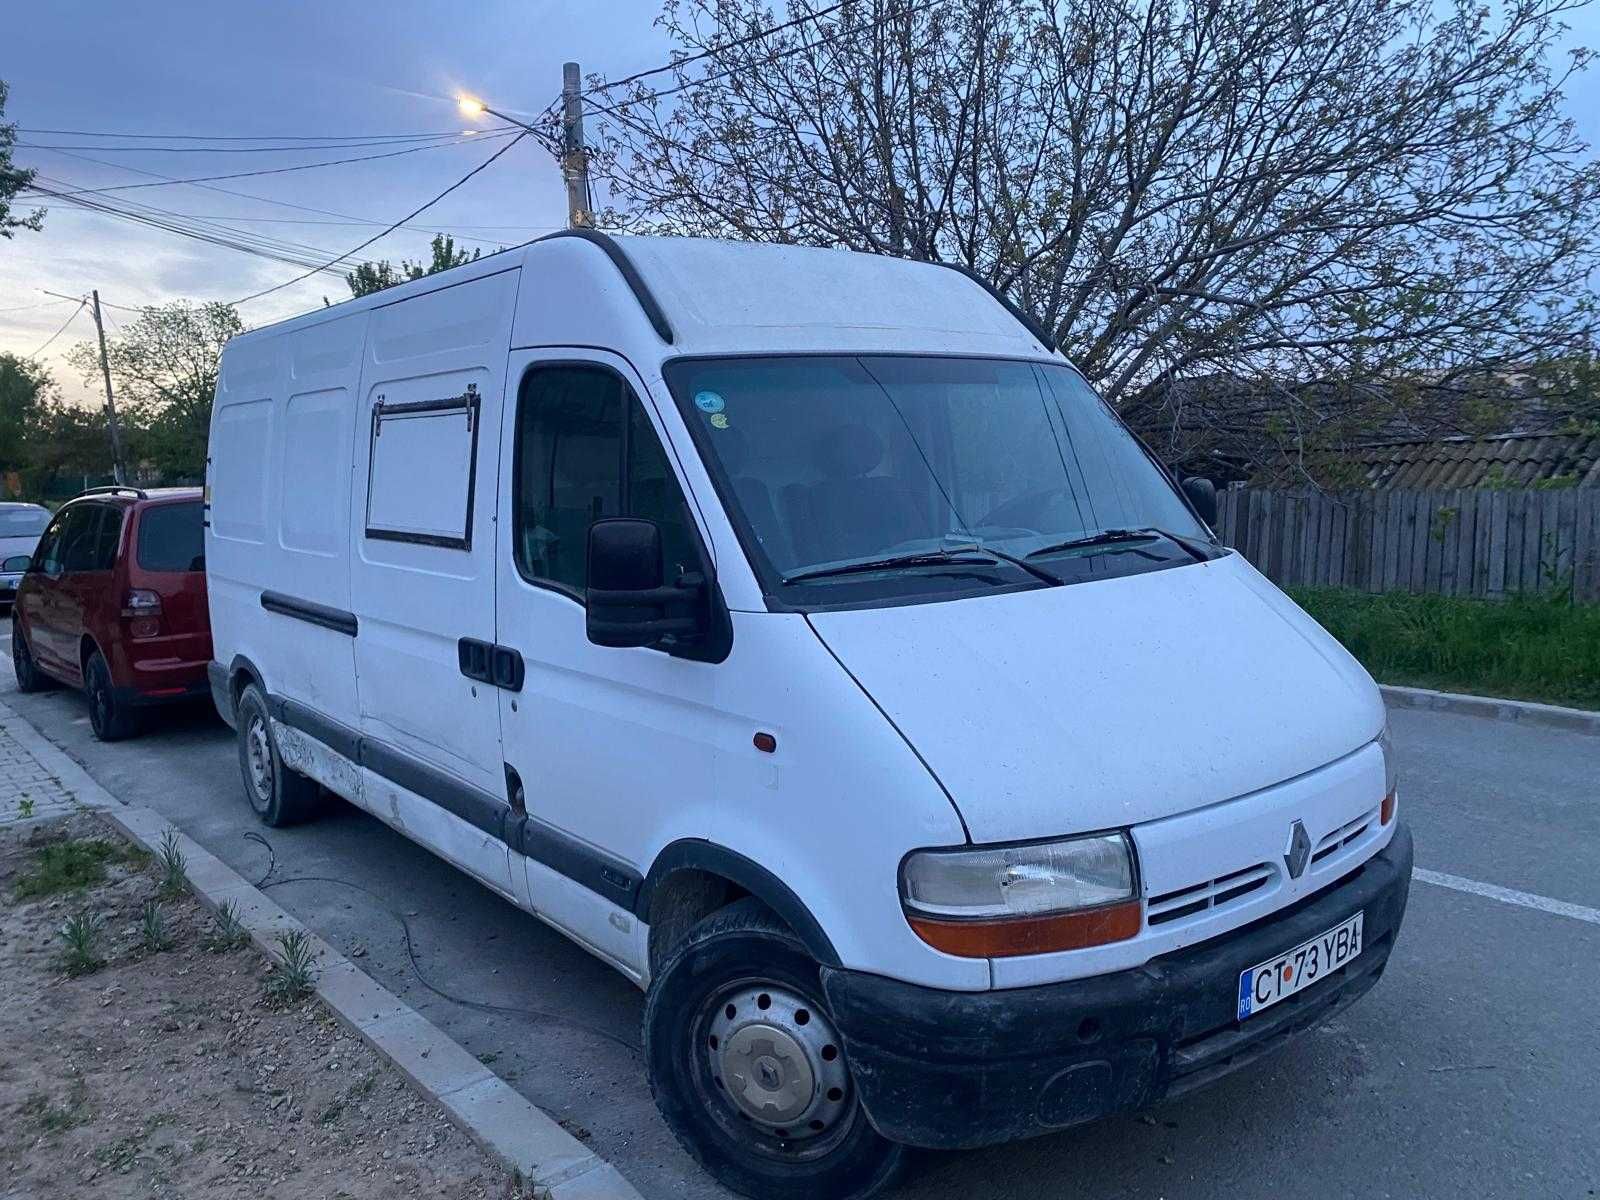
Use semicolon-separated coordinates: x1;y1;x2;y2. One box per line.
458;88;590;229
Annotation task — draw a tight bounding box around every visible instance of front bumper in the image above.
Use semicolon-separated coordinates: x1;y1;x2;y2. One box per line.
822;823;1413;1150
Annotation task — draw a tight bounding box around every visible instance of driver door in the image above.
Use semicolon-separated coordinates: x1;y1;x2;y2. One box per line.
494;350;720;978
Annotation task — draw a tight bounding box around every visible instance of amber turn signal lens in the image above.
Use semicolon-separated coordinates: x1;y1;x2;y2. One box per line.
1380;790;1396;825
908;899;1142;958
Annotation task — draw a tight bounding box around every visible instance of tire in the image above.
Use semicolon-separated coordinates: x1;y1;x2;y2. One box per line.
644;897;908;1200
12;622;54;694
235;683;322;826
85;649;139;741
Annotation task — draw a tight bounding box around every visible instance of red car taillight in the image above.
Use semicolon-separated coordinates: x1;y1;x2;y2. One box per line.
122;588;163;639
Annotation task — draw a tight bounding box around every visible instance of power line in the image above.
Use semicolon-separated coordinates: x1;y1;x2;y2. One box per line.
46;132;517;197
20;126;508;143
231;130;532;306
587;0;940;112
17;131;512;153
25;181;357;278
586;0;851;95
0;297;73;314
28;146;518;247
27;299;87;359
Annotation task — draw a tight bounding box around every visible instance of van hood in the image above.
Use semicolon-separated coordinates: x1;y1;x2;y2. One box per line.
807;553;1385;843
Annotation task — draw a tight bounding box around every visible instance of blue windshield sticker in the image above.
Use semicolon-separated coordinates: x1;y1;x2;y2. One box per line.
694;390;726;415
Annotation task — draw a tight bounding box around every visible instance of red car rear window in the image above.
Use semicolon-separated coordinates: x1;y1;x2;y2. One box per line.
137;502;205;572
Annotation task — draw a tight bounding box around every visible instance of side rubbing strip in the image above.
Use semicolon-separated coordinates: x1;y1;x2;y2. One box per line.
537;229;675;345
265;692;647;906
260;591;359;637
514;815;644;907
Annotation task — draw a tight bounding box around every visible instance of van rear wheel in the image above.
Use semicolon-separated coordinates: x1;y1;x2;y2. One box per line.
644;897;907;1200
235;683;321;826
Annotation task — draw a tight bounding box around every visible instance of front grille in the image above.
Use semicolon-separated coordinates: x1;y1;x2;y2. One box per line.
1147;862;1276;927
1311;806;1378;867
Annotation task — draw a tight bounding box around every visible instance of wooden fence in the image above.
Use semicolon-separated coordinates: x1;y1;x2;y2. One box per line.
1213;487;1600;603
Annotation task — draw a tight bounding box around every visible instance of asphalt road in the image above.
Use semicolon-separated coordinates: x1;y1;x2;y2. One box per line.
3;618;1597;1200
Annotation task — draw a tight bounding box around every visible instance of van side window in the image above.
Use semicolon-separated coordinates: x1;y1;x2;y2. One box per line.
514;365;696;596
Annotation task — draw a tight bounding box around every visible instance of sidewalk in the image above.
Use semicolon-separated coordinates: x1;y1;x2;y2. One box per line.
0;715;78;827
0;695;644;1200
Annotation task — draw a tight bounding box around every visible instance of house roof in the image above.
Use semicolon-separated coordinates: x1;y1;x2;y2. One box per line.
1349;429;1600;489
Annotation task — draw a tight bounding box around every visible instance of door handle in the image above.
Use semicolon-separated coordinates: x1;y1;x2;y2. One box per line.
458;638;524;693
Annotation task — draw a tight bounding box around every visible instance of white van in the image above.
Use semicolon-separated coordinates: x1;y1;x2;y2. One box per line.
206;232;1412;1199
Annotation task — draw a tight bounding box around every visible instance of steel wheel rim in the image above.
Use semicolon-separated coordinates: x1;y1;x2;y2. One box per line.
696;979;855;1158
246;715;273;802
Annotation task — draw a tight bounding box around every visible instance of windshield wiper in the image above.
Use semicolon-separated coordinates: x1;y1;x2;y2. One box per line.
781;543;1059;587
1027;526;1216;564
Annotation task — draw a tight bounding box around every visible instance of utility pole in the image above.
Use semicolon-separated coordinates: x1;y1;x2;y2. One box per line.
88;290;128;486
561;61;592;228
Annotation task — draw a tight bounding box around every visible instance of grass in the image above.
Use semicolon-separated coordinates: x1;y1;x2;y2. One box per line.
13;838;135;900
139;900;173;954
22;1077;90;1133
155;830;188;899
1290;587;1600;710
58;910;106;976
263;929;318;1006
204;899;248;953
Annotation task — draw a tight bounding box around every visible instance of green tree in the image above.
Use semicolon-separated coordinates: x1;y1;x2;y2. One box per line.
1;80;45;239
67;301;241;481
343;234;482;298
0;353;53;471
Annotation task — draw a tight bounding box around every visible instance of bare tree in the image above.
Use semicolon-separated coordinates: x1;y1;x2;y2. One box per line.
594;0;1600;475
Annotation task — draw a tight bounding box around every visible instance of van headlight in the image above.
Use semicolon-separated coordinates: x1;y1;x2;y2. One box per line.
1378;724;1398;824
899;832;1141;958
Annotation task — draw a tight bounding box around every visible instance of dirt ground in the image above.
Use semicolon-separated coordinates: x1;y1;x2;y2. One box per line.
0;811;531;1199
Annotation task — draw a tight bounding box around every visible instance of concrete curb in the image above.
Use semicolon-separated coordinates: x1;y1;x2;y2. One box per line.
1380;684;1600;736
0;699;644;1200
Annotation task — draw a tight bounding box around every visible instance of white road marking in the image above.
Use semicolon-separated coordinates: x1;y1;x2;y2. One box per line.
1415;868;1600;927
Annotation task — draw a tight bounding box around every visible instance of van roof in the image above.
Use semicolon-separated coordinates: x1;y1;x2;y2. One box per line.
226;232;1058;363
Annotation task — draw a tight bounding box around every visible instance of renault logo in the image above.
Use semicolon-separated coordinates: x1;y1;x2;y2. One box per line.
1284;820;1312;880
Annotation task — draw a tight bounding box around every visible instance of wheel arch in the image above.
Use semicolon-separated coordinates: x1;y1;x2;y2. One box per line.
637;840;841;972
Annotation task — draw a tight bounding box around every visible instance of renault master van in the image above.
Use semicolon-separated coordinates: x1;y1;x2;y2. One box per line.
206;231;1412;1200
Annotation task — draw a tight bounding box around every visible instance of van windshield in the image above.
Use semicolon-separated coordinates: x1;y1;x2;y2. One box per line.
664;355;1213;606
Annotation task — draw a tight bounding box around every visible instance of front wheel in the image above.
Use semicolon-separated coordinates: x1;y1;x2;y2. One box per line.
644;898;907;1200
85;649;138;741
12;622;54;694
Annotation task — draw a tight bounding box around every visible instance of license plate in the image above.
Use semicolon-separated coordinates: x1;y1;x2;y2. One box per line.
1237;912;1363;1020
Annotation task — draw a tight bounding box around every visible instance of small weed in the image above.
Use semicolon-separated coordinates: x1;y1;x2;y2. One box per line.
477;1050;500;1064
317;1099;344;1126
264;928;318;1006
205;899;248;953
96;1130;146;1173
13;838;131;900
59;910;106;976
17;796;34;818
350;1072;378;1099
156;829;188;898
139;900;173;953
22;1077;90;1133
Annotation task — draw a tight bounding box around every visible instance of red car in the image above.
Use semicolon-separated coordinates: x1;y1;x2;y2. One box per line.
11;486;211;740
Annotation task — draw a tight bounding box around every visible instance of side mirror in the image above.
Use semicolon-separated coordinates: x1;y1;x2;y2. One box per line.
585;518;704;649
1181;476;1218;526
2;555;30;572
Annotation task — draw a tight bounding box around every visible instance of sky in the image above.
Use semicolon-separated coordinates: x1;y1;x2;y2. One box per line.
0;0;675;403
2;1;1598;408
